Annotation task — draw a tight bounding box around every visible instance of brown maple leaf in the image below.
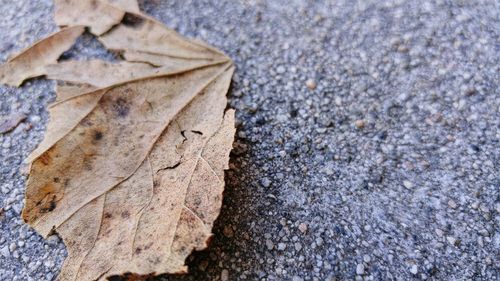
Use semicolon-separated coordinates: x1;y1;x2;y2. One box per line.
0;1;236;280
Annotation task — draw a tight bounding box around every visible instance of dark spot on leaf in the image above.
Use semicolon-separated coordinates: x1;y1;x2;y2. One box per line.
191;130;203;135
104;212;112;219
49;198;57;212
53;177;60;183
93;130;103;141
121;210;130;218
40;196;57;213
113;97;130;118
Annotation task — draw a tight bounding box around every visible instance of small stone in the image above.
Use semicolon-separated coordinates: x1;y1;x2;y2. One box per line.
323;163;335;176
356;263;365;275
261;178;271;188
292;276;304;281
403;180;414;189
0;246;10;258
479;204;490;213
448;199;457;209
410;265;418;274
315;237;323;246
298;223;308;234
221;269;229;281
0;185;10;194
30;115;41;124
306;79;317;90
446;236;457;245
276;66;286;74
363;255;371;263
265;239;274;250
46;235;59;245
223;226;234;238
9;242;16;252
277;243;286;251
334;96;342;106
316;127;327;133
354;120;365;129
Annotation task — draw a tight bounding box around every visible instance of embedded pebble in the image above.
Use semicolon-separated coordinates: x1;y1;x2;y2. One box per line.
410;265;418;275
298;223;308;234
356;263;365;275
305;79;317;90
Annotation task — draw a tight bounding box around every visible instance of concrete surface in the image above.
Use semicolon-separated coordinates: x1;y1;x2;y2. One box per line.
0;0;499;280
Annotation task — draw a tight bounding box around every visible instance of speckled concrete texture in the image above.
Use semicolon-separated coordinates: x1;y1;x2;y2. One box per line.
0;0;499;280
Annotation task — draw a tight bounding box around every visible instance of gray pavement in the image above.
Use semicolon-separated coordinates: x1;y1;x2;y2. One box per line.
0;0;499;280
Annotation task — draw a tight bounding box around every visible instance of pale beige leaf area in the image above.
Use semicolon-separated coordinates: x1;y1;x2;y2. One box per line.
0;1;236;280
0;26;84;87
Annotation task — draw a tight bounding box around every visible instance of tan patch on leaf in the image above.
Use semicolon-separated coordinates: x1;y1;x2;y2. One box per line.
0;26;84;86
55;83;97;102
99;16;221;60
45;58;229;88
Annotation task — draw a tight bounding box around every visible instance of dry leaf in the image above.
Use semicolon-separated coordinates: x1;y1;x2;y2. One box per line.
54;0;140;35
1;3;235;280
24;62;235;280
0;26;84;86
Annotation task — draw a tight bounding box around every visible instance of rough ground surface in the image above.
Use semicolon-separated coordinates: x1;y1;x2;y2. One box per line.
0;0;499;280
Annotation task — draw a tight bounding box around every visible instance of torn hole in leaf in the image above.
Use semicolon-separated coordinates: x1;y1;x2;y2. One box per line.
121;13;145;27
58;31;119;62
